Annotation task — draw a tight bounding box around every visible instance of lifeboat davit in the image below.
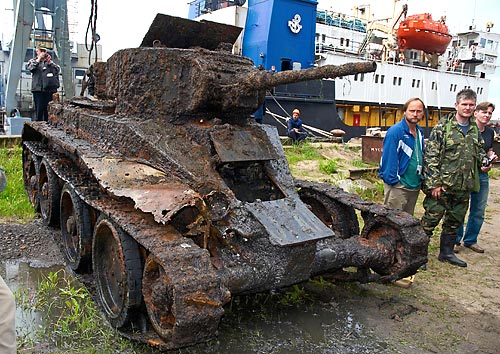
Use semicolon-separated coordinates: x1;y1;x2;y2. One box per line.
397;13;452;55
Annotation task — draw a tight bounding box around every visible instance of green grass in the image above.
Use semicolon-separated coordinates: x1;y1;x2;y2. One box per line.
285;142;323;165
0;146;35;222
319;159;338;174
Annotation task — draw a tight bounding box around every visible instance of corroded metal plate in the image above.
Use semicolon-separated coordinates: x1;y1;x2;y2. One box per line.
210;129;277;162
245;198;335;246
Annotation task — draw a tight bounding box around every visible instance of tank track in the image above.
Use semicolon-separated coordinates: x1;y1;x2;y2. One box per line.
23;138;228;350
295;179;428;283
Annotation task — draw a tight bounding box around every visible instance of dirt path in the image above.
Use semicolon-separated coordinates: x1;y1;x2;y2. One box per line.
349;176;500;353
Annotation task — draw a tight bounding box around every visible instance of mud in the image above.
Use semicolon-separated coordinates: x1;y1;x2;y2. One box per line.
1;177;500;353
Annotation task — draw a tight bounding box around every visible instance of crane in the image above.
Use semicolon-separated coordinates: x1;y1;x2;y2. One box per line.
4;0;73;118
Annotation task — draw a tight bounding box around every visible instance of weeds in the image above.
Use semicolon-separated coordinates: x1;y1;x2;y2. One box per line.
0;146;35;222
278;284;311;306
15;269;137;353
319;159;338;174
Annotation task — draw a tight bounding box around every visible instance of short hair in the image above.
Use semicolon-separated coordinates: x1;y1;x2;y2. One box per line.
37;46;47;52
456;89;477;103
403;97;425;112
475;101;495;112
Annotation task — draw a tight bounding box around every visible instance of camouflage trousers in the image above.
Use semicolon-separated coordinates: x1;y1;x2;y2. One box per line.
421;190;469;236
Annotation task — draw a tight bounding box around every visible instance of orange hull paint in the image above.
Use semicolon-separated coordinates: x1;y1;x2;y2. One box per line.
397;13;452;55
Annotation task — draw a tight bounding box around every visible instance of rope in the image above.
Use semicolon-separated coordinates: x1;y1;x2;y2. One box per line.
265;109;336;139
85;0;98;66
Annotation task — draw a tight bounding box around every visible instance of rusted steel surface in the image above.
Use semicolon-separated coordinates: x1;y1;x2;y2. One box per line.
21;13;424;351
295;179;429;281
140;13;242;50
362;135;384;164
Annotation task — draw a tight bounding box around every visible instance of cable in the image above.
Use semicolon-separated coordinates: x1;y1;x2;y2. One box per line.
85;0;98;66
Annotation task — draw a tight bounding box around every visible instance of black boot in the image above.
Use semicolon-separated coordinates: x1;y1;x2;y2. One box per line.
438;234;467;267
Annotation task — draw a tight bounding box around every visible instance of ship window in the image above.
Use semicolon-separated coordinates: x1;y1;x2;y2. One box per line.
354;74;358;81
322;34;326;43
316;33;320;41
346;39;350;47
393;77;397;85
417;80;420;88
375;74;379;83
360;73;365;81
398;77;402;85
431;82;437;90
380;75;385;84
340;38;344;46
412;79;416;88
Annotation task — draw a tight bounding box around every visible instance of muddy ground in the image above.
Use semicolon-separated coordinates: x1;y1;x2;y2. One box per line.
1;171;499;353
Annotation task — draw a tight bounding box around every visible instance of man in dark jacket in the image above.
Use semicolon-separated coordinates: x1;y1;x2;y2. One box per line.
287;108;307;142
27;47;60;121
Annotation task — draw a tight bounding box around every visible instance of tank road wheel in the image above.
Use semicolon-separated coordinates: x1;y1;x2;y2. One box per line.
142;255;174;341
38;158;61;226
92;215;143;328
60;184;93;272
22;146;40;211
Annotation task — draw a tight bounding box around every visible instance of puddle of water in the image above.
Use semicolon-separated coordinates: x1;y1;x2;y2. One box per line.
1;262;65;340
2;261;394;353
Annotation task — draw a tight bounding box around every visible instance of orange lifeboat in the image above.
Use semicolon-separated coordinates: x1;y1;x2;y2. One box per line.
397;13;452;55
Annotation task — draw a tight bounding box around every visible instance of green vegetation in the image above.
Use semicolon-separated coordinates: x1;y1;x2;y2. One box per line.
15;270;139;353
0;146;35;222
319;158;338;174
285;142;323;164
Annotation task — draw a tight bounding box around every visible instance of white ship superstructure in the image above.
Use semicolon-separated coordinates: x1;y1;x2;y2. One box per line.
188;0;499;138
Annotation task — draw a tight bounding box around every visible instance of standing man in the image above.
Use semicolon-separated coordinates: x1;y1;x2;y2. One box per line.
0;172;16;353
455;102;498;253
27;47;60;121
421;89;486;267
287;109;308;142
379;97;425;215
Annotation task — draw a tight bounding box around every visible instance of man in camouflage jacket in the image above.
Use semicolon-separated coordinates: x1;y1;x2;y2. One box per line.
421;89;486;267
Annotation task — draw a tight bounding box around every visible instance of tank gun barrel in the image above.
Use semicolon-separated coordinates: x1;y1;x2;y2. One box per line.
245;61;377;91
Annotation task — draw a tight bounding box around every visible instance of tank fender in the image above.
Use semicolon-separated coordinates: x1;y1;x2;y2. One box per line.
83;157;202;224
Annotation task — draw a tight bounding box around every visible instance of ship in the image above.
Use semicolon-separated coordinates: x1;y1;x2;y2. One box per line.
188;0;499;140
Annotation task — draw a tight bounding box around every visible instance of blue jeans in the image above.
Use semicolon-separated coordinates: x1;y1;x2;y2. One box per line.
456;172;489;246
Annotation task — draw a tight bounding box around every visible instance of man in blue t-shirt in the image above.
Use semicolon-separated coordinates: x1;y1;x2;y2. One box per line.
287;109;307;142
379;98;425;215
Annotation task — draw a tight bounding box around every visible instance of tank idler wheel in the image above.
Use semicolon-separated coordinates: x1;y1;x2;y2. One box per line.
298;192;359;239
22;146;40;212
92;215;143;328
60;184;93;272
142;255;174;341
38;158;61;226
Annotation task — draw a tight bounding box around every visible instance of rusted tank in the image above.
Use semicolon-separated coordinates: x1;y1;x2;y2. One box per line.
21;14;428;351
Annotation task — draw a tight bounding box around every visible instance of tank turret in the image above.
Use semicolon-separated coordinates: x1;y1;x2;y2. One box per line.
21;13;428;351
95;47;375;118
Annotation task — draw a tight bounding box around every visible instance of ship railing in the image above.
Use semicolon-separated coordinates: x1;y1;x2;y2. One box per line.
315;10;367;33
